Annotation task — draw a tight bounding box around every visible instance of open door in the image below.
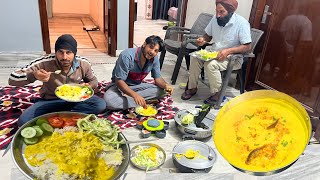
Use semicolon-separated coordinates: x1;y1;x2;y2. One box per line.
107;0;117;56
107;0;134;56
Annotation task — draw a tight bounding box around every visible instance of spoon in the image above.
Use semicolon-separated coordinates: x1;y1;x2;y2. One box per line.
207;146;214;160
172;151;196;159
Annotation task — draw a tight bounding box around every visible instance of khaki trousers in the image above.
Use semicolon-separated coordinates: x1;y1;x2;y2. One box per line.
188;56;242;94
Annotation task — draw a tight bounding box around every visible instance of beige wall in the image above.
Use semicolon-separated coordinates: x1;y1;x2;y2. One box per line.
185;0;253;28
90;0;104;32
53;0;90;15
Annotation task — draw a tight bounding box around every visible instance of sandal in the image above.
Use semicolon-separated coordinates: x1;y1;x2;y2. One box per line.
204;95;226;105
181;89;197;100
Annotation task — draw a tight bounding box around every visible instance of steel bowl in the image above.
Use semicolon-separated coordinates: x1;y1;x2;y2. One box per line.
172;140;216;173
11;112;130;180
174;109;213;139
213;90;312;175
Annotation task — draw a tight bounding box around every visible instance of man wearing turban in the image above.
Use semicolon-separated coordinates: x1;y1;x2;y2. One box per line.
181;0;252;104
9;34;106;126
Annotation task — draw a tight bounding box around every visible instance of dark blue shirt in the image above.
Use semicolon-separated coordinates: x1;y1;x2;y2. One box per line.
111;47;161;85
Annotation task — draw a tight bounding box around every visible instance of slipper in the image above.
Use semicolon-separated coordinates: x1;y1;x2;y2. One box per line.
181;89;197;100
204;95;226;105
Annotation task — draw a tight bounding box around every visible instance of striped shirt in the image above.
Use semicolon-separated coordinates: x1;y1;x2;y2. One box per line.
8;54;98;99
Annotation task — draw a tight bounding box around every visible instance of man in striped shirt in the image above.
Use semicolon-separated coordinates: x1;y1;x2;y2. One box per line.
9;34;106;126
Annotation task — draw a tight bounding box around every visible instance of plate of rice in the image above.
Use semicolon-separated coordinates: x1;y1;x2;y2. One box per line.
11;112;130;180
130;143;166;171
135;105;158;117
55;84;94;102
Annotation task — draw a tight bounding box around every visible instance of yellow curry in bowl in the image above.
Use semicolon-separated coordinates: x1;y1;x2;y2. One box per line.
213;91;310;173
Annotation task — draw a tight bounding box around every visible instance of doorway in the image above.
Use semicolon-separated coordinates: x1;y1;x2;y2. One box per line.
249;0;320;113
133;0;180;47
44;0;108;54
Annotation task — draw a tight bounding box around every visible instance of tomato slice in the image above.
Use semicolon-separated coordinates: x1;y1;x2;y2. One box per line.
64;119;77;127
47;116;64;128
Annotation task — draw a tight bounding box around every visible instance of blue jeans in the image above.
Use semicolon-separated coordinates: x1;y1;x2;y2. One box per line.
18;95;106;126
104;83;163;110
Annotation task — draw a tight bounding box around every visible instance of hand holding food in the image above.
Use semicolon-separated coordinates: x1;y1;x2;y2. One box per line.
196;37;207;46
133;94;147;108
165;84;173;95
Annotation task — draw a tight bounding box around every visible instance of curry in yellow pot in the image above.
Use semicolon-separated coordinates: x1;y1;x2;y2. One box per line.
213;91;310;173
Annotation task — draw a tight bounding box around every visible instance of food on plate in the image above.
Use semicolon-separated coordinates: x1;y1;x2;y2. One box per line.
214;98;308;172
22;114;124;180
21;127;37;139
2;100;13;106
131;145;165;171
0;128;13;136
45;115;81;128
181;113;194;125
195;49;218;60
135;105;157;116
174;148;202;159
55;84;93;101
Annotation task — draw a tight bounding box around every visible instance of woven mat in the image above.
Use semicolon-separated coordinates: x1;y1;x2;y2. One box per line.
0;80;178;149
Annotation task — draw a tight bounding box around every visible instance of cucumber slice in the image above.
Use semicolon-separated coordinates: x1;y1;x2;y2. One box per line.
33;126;44;137
40;123;54;133
20;127;37;138
23;137;39;145
36;117;48;126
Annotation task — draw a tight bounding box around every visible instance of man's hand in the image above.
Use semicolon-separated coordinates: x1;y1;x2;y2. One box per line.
165;84;173;95
34;69;51;82
217;49;230;61
196;37;207;46
133;93;147;108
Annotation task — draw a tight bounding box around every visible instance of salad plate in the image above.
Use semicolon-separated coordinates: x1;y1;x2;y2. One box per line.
130;143;166;171
190;49;218;61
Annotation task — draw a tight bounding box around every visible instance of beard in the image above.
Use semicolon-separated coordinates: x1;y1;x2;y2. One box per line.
217;13;233;27
141;47;154;60
59;59;71;67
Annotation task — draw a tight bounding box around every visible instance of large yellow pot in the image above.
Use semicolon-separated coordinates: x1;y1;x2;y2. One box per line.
213;90;311;175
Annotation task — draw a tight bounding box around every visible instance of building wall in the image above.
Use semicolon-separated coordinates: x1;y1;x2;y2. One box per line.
0;0;43;53
185;0;253;28
53;0;90;15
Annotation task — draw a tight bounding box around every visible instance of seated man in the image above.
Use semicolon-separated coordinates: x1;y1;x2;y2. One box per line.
181;0;252;104
9;34;106;126
104;35;173;110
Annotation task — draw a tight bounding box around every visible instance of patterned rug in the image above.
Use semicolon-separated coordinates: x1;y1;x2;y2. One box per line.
0;80;179;149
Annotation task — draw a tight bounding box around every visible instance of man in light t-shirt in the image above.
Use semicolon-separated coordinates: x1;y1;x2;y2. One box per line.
181;0;252;104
